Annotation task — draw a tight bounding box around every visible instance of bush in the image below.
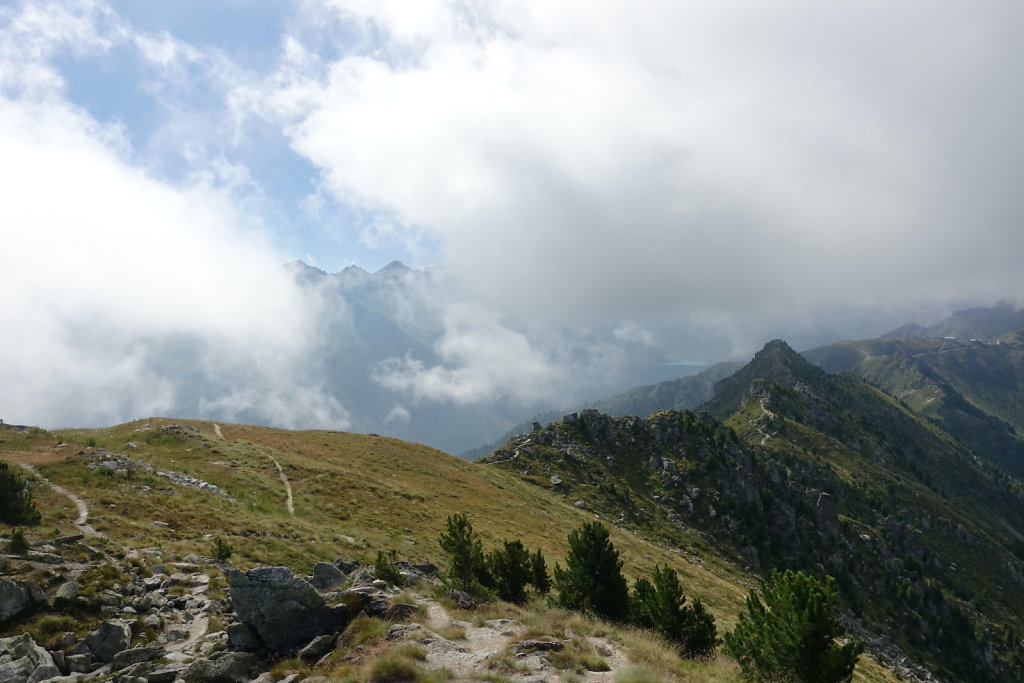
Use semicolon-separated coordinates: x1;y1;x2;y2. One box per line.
0;462;41;526
7;527;30;555
487;539;532;604
724;569;864;683
630;565;718;658
438;512;491;594
530;549;551;594
554;522;629;621
211;536;233;562
374;549;405;587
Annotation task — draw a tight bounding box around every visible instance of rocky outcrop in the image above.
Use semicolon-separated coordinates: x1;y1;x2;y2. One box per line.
0;633;60;683
228;566;347;654
0;578;44;623
0;540;424;683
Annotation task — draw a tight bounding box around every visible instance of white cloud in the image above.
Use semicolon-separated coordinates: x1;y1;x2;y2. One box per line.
263;0;1024;324
0;1;348;429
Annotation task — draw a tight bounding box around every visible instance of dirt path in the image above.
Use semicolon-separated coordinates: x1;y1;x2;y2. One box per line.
414;597;630;682
212;422;293;516
268;455;294;516
19;463;101;537
756;398;778;446
164;611;210;656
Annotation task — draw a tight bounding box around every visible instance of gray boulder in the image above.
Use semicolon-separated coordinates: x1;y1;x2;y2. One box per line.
0;578;44;622
84;618;132;662
297;634;336;663
111;645;165;670
0;633;60;683
311;562;346;590
53;581;81;610
183;651;257;683
228;566;347;654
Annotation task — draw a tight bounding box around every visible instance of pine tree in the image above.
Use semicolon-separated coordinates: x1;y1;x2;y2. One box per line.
725;570;863;682
554;522;629;621
529;548;550;594
0;462;41;526
630;565;718;658
438;513;490;594
488;539;532;604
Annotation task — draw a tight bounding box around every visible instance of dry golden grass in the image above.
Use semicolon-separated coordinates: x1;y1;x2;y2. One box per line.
0;418;900;683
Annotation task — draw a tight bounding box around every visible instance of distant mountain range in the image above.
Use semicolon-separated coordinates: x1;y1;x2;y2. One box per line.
282;261;705;453
469;302;1024;474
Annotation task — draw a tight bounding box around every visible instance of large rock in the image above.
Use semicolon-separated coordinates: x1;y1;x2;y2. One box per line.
0;633;60;683
183;651;257;683
84;618;132;662
53;581;81;610
228;566;347;654
111;645;165;670
311;562;346;590
0;579;44;622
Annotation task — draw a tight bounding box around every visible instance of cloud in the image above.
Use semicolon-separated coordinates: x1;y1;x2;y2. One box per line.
0;1;347;429
262;0;1024;325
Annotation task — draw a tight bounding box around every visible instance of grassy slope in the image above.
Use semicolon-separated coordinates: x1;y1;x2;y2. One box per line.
0;418;896;681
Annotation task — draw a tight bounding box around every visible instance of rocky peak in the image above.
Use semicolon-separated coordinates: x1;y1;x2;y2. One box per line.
704;339;825;418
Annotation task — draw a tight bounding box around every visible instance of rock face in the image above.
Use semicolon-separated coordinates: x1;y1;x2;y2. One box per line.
82;618;132;662
0;578;43;622
0;633;60;683
228;566;347;653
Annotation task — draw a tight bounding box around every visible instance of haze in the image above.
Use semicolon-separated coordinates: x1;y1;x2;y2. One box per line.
2;1;1022;447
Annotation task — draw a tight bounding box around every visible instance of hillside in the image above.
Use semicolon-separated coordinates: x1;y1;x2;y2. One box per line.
482;341;1024;681
2;417;864;683
803;331;1024;477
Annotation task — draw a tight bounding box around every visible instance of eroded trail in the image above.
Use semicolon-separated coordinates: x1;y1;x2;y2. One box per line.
20;463;101;537
757;398;778;446
268;455;295;516
212;423;294;516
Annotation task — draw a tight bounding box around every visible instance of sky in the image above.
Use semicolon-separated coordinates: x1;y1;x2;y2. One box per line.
2;0;1023;431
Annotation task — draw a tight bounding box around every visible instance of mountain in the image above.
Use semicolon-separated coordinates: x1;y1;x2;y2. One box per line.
482;340;1024;681
803;330;1024;478
880;300;1024;340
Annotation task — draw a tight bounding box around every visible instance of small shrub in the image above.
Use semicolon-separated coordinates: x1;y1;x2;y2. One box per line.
374;549;405;587
211;536;233;562
367;653;422;682
0;463;41;526
7;527;30;555
438;625;467;640
393;642;428;660
341;615;389;646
